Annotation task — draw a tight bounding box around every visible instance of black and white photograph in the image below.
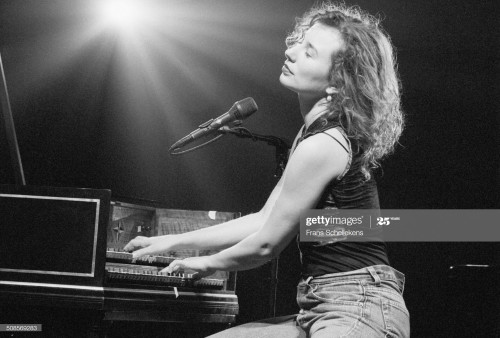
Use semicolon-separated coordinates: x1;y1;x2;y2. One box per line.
0;0;498;337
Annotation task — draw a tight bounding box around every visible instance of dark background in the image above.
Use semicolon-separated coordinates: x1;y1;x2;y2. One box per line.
1;0;499;337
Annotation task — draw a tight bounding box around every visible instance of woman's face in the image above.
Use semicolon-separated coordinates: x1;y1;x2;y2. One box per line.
280;23;344;100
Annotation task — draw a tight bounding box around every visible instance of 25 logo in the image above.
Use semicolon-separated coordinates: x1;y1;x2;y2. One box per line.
376;216;400;226
377;217;391;226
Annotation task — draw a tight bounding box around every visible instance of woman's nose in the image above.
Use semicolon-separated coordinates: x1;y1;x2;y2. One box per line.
285;46;296;62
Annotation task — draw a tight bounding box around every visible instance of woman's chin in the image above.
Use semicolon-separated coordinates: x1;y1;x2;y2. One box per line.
279;74;294;90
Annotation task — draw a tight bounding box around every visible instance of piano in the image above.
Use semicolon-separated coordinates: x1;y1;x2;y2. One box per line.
0;52;241;336
0;184;239;336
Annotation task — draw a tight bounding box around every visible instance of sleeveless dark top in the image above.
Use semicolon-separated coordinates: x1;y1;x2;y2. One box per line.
293;117;389;277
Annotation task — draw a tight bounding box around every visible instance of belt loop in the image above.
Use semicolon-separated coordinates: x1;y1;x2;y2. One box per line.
367;266;381;285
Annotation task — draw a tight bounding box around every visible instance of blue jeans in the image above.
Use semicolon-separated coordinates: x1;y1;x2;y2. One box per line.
207;265;410;338
296;265;410;337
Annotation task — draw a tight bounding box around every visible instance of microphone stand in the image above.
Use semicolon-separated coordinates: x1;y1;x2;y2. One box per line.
217;125;289;178
170;124;290;179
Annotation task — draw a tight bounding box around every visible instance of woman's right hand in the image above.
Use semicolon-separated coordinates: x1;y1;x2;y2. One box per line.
123;235;173;258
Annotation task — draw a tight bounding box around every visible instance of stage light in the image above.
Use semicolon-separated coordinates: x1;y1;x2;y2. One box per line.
97;0;148;32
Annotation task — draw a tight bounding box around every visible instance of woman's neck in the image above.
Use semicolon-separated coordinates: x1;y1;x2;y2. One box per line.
298;95;330;129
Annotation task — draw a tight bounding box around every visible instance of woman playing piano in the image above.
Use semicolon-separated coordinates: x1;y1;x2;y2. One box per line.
125;2;409;337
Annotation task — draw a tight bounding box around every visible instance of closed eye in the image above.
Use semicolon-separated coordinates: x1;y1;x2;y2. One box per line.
305;43;317;58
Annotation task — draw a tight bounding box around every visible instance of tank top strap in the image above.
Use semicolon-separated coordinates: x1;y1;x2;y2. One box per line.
321;129;349;153
322;127;352;181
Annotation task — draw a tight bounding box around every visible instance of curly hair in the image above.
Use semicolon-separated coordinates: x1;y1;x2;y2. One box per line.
287;2;404;179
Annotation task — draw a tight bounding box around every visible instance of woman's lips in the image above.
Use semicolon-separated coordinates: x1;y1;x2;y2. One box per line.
282;63;293;74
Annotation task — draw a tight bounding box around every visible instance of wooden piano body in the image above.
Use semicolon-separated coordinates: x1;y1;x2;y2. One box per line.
0;184;239;335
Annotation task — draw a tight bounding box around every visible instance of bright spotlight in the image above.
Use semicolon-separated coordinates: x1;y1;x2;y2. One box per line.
97;0;148;32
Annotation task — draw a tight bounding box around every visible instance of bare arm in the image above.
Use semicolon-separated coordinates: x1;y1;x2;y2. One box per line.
123;128;306;258
165;131;349;274
124;174;285;257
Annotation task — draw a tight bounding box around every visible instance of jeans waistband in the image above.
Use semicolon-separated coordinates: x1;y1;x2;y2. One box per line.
301;265;405;293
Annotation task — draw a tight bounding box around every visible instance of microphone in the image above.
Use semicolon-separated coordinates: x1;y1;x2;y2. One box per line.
169;97;258;151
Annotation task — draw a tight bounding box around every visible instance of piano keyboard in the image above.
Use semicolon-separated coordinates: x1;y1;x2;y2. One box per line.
105;249;224;289
106;249;176;267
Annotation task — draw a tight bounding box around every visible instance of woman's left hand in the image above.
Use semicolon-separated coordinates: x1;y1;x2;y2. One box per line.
161;256;215;280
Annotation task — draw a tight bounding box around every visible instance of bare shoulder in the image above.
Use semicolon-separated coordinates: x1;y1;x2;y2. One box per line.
286;130;349;180
294;129;348;161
